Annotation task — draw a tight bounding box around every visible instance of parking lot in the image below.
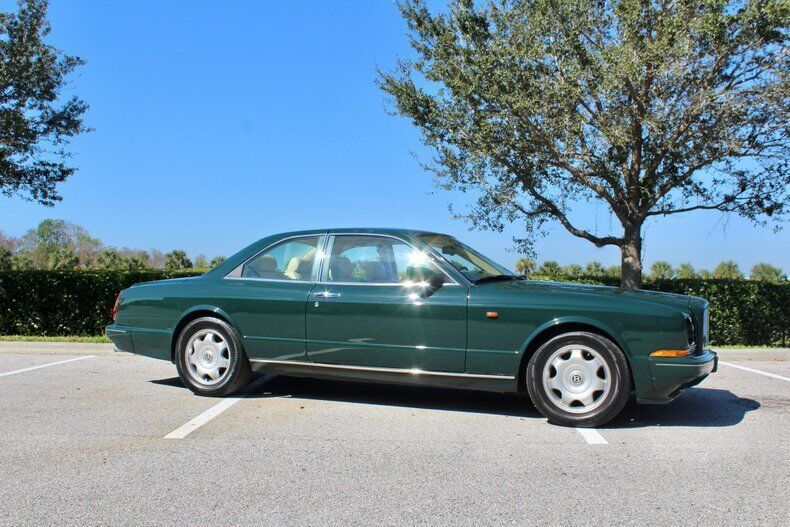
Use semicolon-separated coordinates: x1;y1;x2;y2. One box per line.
1;344;788;526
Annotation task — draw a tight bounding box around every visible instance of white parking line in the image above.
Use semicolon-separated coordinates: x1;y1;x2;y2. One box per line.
719;361;790;382
0;355;95;377
164;375;275;439
576;427;608;445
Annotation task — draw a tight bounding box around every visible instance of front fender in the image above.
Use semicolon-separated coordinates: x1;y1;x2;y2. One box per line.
518;316;633;360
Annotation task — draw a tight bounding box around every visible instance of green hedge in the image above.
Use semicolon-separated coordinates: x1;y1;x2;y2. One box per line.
0;270;203;336
0;270;787;346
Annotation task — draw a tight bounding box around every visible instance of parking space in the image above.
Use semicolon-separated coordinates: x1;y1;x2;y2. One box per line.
1;348;788;525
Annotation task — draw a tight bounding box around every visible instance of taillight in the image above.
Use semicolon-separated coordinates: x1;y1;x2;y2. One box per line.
112;291;122;321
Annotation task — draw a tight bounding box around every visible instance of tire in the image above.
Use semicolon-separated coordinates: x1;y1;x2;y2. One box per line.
526;331;631;427
175;317;252;396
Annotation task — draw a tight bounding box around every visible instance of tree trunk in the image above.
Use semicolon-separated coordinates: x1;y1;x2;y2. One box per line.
620;228;643;289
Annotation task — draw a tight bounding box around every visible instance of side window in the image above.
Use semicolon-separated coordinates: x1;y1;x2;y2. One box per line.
239;236;321;281
324;235;443;284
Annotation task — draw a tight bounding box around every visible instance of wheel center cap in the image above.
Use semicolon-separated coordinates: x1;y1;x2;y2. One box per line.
569;372;584;385
202;350;213;363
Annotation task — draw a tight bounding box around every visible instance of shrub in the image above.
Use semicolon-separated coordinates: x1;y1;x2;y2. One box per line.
0;270;786;346
0;270;202;336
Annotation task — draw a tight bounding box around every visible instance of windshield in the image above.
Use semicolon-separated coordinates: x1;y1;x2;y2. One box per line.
417;233;514;283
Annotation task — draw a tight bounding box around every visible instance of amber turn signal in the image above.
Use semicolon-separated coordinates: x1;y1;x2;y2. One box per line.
649;349;690;358
486;311;499;319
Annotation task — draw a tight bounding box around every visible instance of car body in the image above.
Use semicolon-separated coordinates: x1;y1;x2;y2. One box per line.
106;228;717;426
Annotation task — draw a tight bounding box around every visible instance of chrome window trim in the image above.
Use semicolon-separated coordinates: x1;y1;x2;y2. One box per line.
320;232;460;286
249;359;514;380
223;233;326;283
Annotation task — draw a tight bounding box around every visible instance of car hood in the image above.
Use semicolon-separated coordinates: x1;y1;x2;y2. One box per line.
477;279;694;310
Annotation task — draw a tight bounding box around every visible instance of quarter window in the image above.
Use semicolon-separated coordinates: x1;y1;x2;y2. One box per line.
238;236;321;281
324;235;443;284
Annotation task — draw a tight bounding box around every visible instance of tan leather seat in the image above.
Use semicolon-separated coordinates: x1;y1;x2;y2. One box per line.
285;256;314;280
295;257;314;280
243;255;283;279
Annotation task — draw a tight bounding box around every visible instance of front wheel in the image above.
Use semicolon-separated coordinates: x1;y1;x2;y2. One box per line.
175;317;251;396
526;332;631;427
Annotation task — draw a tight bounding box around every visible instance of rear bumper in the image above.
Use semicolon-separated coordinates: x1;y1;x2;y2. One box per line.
638;350;718;404
105;324;134;353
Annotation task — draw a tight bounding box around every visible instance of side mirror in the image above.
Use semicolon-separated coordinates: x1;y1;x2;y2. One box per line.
420;273;446;297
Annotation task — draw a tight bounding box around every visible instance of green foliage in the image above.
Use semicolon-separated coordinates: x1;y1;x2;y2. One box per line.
380;0;789;288
514;257;536;276
0;0;90;206
0;270;786;346
538;260;562;276
676;263;699;279
649;261;675;280
209;256;226;268
584;262;606;276
713;261;744;279
750;263;785;283
14;219;101;270
165;250;193;270
562;264;584;277
0;269;203;336
194;254;208;269
0;247;11;270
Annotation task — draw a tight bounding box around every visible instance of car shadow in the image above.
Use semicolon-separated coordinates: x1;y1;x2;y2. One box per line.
149;375;759;428
605;388;760;429
248;375;542;418
148;376;184;388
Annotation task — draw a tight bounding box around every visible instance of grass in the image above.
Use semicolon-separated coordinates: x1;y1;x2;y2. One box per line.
0;335;111;343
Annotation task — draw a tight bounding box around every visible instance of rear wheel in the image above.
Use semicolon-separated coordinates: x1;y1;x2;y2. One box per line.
526;332;631;427
175;317;251;396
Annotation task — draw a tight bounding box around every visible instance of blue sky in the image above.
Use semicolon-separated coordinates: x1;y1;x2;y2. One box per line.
1;0;787;272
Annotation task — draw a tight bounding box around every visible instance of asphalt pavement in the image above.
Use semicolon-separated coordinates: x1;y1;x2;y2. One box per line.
0;344;788;526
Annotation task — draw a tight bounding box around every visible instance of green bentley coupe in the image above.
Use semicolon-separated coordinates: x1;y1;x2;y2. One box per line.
106;228;717;427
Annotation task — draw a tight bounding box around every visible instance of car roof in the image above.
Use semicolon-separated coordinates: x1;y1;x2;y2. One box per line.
267;227;447;238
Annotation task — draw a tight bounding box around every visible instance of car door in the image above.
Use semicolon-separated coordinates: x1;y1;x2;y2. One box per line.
305;234;468;372
222;234;324;361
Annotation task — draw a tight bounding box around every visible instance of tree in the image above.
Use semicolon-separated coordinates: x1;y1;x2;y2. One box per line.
750;262;784;283
17;219;82;269
676;263;699;279
699;269;712;279
563;264;583;277
209;256;226;268
514;257;536;275
584;261;606;276
0;246;11;269
165;250;192;270
194;254;208;269
712;260;744;279
649;261;674;280
94;249;125;270
1;0;89;206
538;260;561;276
379;0;789;289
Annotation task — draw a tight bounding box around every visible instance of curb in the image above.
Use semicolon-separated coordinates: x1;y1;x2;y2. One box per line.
712;348;790;361
0;341;116;355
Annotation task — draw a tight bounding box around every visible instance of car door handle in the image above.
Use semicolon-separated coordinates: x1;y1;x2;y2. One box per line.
313;291;341;298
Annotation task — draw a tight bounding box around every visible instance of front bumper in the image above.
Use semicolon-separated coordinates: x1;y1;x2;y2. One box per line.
639;349;718;404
